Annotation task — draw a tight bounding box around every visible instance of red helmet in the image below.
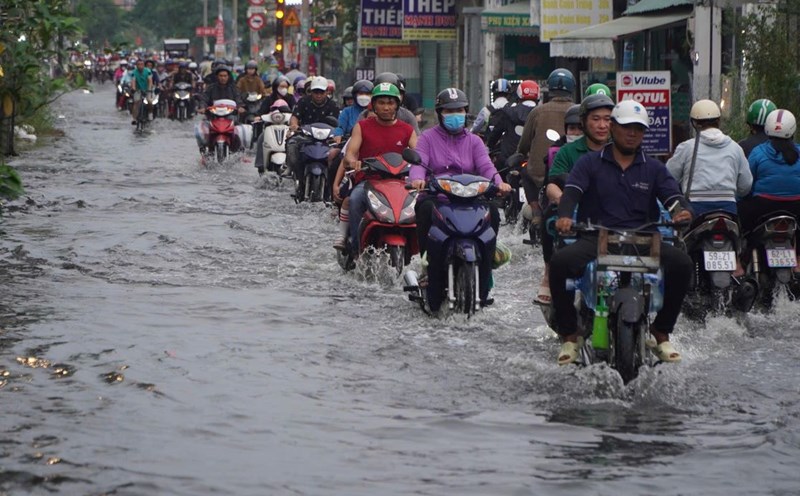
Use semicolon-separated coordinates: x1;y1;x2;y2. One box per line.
517;80;540;101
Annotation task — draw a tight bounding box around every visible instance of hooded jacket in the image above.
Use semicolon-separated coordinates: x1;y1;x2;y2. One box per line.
409;125;502;186
666;128;752;203
748;140;800;199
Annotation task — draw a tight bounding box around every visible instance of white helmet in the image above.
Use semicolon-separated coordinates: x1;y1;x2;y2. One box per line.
765;109;797;139
309;76;328;92
611;99;650;128
690;99;721;120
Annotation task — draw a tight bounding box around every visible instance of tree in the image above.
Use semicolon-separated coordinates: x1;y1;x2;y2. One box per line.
75;0;125;48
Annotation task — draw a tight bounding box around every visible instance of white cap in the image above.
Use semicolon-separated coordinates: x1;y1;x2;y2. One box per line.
309;76;328;92
611;99;650;128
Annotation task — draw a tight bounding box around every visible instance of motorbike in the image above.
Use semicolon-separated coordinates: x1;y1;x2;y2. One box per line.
242;92;264;129
401;149;498;316
143;90;160;121
292;121;335;203
679;210;756;319
172;82;194;121
133;91;152;134
741;211;798;308
501;152;528;228
336;152;419;275
540;222;670;384
81;60;93;83
199;99;252;164
118;83;133;112
257;109;292;176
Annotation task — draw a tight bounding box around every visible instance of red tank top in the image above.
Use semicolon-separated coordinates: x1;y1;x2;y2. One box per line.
357;117;413;160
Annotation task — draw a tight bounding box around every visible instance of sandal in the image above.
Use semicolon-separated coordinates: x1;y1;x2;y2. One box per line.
557;337;583;366
534;285;551;305
646;339;682;363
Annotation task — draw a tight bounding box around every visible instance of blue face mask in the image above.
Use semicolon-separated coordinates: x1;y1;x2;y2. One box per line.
442;113;466;133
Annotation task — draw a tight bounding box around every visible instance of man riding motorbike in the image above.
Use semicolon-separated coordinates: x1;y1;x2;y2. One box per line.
739;98;778;158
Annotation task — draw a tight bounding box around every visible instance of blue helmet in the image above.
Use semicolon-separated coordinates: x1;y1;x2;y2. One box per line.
492;78;511;95
547;68;576;93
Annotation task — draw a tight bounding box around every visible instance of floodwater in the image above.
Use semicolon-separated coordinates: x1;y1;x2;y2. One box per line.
1;85;798;496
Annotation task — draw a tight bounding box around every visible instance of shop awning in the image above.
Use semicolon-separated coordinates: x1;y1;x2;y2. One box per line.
624;0;694;15
549;11;691;59
481;1;539;36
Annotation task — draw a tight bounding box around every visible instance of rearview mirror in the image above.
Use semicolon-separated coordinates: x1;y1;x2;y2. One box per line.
402;148;422;165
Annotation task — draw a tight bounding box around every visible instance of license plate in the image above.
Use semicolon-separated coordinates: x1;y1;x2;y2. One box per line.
766;249;797;268
703;251;736;271
519;188;527;203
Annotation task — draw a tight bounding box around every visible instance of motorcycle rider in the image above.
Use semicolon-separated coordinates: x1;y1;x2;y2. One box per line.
537;94;615;305
470;78;512;136
169;61;196;118
342;86;355;108
666;99;752;217
518;68;576;240
409;88;512;292
263;75;296;110
550;100;694;365
486;80;540;171
359;73;421;135
739;109;800;271
396;73;419;114
195;65;243;155
585;83;612;97
236;60;267;96
739;98;778;158
129;59;153;125
334;79;373;140
339;83;417;254
114;60;129;109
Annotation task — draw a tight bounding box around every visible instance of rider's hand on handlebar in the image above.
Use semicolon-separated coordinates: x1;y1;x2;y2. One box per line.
352;160;362;171
333;136;342;144
672;209;693;225
497;182;512;195
556;217;574;234
411;179;425;191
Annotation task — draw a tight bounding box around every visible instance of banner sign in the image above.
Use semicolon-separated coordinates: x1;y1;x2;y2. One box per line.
403;0;456;40
616;71;672;155
360;0;403;47
540;0;611;42
377;45;418;57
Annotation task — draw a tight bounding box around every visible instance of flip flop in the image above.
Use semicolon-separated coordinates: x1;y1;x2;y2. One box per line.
557;337;583;366
646;339;682;363
534;285;551;305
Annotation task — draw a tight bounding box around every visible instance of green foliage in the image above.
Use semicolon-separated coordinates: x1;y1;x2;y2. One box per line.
75;0;126;48
0;162;24;201
128;0;203;52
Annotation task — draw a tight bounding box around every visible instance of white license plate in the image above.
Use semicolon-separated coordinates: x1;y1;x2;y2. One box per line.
766;249;797;268
519;188;527;203
703;250;736;271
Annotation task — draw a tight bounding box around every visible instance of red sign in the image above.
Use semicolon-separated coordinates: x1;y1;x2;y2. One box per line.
248;0;265;5
377;45;418;58
215;17;225;44
247;13;266;31
196;26;216;37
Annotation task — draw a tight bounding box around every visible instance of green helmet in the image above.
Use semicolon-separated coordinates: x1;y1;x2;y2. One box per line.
371;82;401;104
585;83;612;97
746;98;777;127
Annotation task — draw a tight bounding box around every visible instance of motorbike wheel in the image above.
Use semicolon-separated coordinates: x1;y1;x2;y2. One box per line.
310;175;325;202
612;314;639;384
178;106;186;122
216;143;228;164
388;245;405;276
454;262;477;316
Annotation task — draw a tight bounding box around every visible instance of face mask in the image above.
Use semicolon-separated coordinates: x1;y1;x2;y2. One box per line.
277;87;288;96
442;113;466;133
356;95;371;107
566;134;583;143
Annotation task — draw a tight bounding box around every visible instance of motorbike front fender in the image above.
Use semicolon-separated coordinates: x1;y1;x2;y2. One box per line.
609;287;645;324
452;239;479;263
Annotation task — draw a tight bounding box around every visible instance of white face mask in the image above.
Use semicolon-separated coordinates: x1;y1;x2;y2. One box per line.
566;134;583;143
277;87;288;96
356;95;371;107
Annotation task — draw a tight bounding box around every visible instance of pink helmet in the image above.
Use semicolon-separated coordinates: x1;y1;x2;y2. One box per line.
270;99;290;112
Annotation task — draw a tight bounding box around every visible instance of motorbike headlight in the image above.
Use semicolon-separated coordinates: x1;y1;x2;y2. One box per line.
436;178;490;198
311;127;332;140
367;190;395;223
174;92;180;99
398;192;417;224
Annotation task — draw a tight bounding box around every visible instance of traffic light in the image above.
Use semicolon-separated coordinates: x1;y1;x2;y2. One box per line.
276;0;284;20
275;0;284;53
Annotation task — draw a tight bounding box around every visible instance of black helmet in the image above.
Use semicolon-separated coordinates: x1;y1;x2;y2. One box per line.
547;68;576;93
214;64;232;76
579;94;615;118
245;60;258;70
564;104;582;126
435;88;469;111
396;73;407;92
373;72;399;87
351;79;374;97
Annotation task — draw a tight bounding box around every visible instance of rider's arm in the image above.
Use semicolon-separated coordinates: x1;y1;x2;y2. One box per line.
664;141;689;189
735;146;754;198
344;122;363;169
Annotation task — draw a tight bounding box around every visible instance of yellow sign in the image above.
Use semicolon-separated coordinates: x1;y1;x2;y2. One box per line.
284;8;300;27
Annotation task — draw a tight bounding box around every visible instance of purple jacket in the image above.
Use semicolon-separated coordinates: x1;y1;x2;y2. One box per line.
410;126;502;186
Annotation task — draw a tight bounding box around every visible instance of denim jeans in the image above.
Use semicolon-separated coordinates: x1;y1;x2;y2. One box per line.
348;182;367;249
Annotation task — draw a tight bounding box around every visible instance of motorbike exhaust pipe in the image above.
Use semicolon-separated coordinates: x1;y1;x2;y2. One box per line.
403;270;419;290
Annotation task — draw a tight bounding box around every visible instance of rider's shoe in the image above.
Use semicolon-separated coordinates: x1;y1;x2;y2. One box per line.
557;336;584;366
333;237;346;251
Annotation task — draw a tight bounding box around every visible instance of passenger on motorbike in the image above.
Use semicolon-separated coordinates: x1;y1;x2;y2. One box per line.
236;60;267;96
739;99;777;158
360;73;421;135
337;83;417;254
129;59;153;125
409;88;511;277
537;94;615;305
739;109;800;270
342;86;355;108
470;78;512;136
551;100;694;366
396;73;419;114
263;75;296;110
486;80;540;171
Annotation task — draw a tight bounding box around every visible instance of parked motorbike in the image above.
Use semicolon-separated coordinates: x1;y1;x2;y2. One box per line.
679;210;756;319
402;149;498;316
742;211;798;308
292;121;335;203
540;222;670;383
257;108;292;176
172;82;194;121
337;152;418;274
198;99;252;164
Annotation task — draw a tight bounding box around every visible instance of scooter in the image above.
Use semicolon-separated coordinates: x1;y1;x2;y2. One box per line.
172;82;193;121
337;152;418;274
680;210;756;319
199;99;252;164
257;108;292;176
742;211;798;309
292;121;335;203
401;149;498;316
541;222;670;384
242;92;264;141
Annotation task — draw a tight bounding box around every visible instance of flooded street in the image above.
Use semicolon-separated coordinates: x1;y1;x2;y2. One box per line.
1;85;799;495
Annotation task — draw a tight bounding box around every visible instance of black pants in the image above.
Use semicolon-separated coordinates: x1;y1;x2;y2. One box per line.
415;196;500;255
549;236;693;336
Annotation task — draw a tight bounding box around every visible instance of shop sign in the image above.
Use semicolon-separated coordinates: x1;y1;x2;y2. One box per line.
540;0;612;42
360;0;403;47
403;0;456;41
616;71;672;155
